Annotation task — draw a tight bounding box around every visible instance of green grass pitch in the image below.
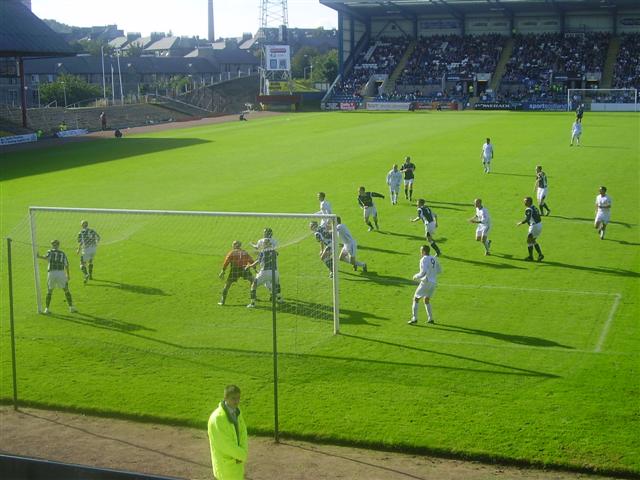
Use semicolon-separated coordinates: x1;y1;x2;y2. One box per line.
1;111;638;475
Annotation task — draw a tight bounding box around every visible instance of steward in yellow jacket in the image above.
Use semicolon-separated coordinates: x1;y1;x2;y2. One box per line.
208;385;248;480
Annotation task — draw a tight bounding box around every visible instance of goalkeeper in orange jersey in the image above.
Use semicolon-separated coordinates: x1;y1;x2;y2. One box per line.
218;240;254;306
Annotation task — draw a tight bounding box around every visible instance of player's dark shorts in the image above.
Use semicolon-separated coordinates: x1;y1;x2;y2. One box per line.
227;267;253;283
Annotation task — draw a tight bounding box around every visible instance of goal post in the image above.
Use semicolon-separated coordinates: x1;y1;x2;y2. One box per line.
27;205;341;334
567;88;638;112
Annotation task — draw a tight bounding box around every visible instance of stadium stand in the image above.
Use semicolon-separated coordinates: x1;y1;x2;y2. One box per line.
613;33;640;89
0;104;192;135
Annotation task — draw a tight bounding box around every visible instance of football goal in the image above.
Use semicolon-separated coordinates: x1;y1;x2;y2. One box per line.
21;206;340;331
567;88;638;112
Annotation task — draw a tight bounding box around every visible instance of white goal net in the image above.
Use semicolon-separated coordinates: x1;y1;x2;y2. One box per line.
8;206;340;334
567;88;638;112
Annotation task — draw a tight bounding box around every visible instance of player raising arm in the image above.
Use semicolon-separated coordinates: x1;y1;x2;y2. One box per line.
358;186;384;231
246;238;282;308
38;240;77;314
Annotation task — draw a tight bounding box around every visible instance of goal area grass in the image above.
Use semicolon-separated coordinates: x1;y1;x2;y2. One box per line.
1;110;638;475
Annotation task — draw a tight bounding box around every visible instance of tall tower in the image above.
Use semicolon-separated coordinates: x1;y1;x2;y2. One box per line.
258;0;290;95
259;0;288;29
207;0;215;42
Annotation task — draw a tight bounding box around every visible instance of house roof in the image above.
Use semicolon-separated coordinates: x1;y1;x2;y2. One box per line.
109;36;129;49
0;0;76;57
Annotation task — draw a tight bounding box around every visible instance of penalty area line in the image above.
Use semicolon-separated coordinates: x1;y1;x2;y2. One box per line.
440;283;619;297
595;293;622;353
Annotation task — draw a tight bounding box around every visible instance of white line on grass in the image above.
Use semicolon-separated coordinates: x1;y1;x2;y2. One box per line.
440;283;619;297
595;293;622;353
429;283;623;353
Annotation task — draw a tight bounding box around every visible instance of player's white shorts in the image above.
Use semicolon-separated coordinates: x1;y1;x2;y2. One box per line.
482;156;492;164
47;270;68;290
536;187;547;204
424;221;437;236
404;179;414;187
528;222;542;238
414;280;437;299
475;224;490;238
255;269;279;287
389;183;401;193
340;241;357;260
81;246;97;262
595;211;610;225
363;205;377;220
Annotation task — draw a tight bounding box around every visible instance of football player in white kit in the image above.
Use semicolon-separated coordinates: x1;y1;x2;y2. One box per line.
317;192;332;229
570;120;582;146
336;216;367;272
386;164;403;205
595;186;612;240
408;244;442;325
468;198;491;255
481;137;493;173
251;227;278;251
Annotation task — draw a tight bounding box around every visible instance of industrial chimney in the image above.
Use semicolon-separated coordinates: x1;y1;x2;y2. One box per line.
208;0;215;42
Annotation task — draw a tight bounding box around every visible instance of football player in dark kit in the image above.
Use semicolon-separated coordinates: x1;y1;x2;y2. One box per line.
401;156;416;201
357;186;385;231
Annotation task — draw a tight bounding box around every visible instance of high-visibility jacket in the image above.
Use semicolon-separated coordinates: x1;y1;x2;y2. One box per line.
208;402;248;480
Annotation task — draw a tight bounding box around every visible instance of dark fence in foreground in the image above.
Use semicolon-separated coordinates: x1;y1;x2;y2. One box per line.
0;454;183;480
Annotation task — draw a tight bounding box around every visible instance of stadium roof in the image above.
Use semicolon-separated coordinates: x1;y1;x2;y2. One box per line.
320;0;640;17
0;0;75;57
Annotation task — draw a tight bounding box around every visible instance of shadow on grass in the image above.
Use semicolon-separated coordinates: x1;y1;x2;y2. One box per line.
494;253;640;278
427;200;473;207
48;311;155;333
432;324;574;349
444;254;526;270
0;137;210;181
550;214;635;228
377;231;426;241
88;279;170;296
250;297;386;326
341;270;415;287
340;333;559;379
46;308;556;379
358;244;410;255
488;172;532;178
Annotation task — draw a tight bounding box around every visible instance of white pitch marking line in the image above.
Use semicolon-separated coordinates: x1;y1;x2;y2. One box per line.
441;283;619;297
595;293;622;353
